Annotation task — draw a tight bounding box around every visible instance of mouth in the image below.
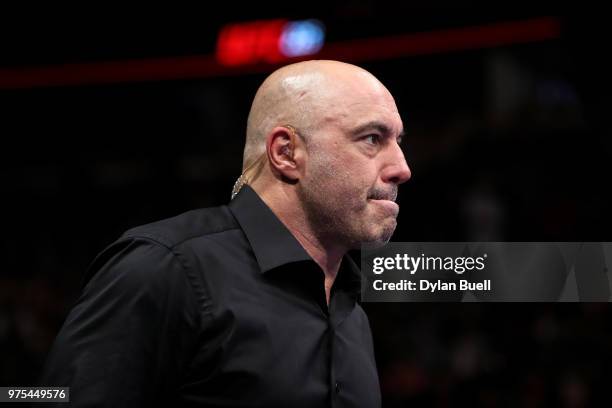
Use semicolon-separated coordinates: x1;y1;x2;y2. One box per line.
368;198;399;215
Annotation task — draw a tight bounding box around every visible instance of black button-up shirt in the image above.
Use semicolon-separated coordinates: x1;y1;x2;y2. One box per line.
41;186;381;407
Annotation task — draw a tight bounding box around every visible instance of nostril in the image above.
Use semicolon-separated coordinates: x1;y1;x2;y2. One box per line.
384;164;411;185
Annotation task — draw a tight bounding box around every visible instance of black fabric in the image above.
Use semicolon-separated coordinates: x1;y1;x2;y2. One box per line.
41;185;380;407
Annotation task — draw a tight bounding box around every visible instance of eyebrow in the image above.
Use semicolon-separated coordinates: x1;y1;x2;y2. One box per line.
350;121;405;140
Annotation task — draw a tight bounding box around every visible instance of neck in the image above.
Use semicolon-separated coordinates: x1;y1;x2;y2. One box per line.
253;182;346;303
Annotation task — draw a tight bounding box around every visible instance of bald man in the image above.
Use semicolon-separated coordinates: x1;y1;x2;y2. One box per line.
41;60;411;407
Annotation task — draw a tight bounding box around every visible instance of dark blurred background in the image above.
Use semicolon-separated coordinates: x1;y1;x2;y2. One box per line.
1;3;610;407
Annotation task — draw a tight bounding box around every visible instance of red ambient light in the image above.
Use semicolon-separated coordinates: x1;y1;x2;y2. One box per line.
216;19;289;66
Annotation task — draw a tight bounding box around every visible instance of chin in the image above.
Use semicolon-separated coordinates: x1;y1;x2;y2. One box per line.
358;224;396;249
360;239;390;250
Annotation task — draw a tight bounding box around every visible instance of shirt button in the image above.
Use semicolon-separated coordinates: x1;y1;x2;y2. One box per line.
335;382;341;394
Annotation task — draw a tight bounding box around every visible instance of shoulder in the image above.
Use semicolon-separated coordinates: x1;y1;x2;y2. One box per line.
120;204;239;249
83;204;239;286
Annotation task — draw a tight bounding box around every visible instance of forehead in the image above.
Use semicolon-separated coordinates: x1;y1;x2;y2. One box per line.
324;100;403;136
319;85;403;137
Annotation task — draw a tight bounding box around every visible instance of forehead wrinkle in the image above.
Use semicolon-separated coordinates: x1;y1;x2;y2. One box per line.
330;98;403;137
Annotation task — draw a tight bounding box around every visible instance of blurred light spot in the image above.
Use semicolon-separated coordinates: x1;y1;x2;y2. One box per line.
279;19;325;57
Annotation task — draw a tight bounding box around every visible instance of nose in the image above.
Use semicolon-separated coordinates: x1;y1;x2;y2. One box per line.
380;142;412;185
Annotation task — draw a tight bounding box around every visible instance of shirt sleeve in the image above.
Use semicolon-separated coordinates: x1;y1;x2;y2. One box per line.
39;236;202;407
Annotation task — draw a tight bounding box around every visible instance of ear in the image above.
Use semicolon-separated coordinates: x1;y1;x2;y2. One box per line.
266;126;305;182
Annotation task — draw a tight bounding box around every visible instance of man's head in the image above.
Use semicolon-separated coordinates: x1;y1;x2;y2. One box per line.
242;60;411;250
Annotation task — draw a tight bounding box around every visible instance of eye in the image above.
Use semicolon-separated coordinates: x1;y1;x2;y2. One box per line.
362;134;381;145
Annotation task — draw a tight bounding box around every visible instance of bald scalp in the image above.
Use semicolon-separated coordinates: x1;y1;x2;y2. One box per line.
242;60;383;170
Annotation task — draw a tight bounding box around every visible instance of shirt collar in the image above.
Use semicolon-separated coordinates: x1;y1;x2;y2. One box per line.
229;185;312;273
228;185;362;295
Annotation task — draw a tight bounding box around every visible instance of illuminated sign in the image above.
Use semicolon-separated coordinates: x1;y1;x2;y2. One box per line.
216;19;326;66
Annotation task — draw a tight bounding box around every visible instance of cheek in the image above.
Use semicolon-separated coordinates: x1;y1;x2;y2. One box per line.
344;160;378;194
307;149;377;199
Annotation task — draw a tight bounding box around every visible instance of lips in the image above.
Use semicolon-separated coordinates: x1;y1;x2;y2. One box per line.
368;198;399;215
368;187;398;202
367;186;399;215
